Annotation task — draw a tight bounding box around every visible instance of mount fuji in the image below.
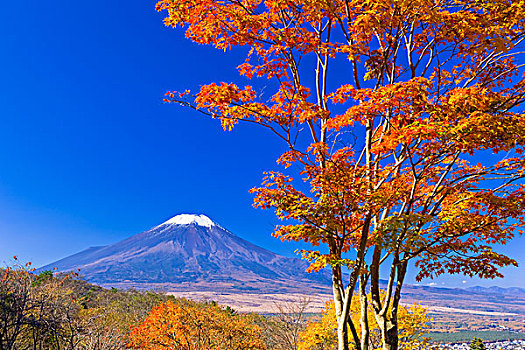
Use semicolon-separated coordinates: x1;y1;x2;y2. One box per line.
37;214;525;317
40;214;332;293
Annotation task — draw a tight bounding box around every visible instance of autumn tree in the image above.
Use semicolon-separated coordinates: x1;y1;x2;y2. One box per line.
0;261;84;350
298;294;432;350
1;260;174;350
0;262;34;350
257;298;312;350
156;0;525;349
128;299;266;350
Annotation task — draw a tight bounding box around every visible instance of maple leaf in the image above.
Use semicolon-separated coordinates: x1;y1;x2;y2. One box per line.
157;0;525;349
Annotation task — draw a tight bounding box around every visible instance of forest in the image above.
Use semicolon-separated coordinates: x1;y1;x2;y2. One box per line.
1;263;431;350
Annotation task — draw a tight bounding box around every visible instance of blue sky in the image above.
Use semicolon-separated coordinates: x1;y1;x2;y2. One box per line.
0;0;523;289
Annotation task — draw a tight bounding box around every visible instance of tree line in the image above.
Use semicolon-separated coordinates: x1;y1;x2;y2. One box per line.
1;263;433;350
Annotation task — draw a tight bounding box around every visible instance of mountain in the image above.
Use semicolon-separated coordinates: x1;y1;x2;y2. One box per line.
40;214;332;293
39;213;525;327
464;286;525;296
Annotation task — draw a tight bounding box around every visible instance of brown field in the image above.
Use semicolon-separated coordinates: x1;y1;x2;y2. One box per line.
167;287;525;333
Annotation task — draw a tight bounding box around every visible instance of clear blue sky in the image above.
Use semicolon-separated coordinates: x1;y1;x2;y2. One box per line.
0;0;523;289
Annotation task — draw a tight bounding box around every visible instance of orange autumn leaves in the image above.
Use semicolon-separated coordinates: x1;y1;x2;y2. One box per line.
128;300;266;350
128;295;430;350
156;0;525;347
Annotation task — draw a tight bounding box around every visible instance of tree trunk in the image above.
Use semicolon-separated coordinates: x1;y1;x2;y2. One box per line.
337;320;349;350
369;246;401;350
380;320;398;350
332;214;372;350
382;260;408;350
332;266;350;350
359;274;370;350
376;258;408;350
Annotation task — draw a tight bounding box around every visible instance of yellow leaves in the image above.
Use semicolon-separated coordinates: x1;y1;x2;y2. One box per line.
298;300;338;350
398;303;433;350
298;250;324;272
437;86;525;153
298;296;432;350
415;181;525;281
220;117;238;131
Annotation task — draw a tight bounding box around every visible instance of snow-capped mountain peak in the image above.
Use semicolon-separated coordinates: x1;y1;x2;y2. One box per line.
39;213;333;293
161;214;215;228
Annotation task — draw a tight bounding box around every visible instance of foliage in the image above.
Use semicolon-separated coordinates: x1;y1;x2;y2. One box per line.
0;262;173;350
128;299;266;350
156;0;525;348
256;298;312;350
469;338;486;350
298;301;339;350
298;294;432;350
0;261;85;350
74;287;169;349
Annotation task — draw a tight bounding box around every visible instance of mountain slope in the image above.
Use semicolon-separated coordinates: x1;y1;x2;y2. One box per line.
41;214;332;293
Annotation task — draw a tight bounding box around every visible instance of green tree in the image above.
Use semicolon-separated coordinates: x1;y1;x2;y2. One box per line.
470;338;486;350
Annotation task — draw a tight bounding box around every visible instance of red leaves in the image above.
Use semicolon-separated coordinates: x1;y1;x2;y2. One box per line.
193;83;256;130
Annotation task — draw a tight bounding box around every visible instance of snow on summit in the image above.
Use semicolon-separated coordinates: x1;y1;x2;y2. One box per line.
161;214;215;228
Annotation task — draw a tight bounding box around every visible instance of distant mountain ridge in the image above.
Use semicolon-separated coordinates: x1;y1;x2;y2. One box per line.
464;286;525;295
40;214;332;293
